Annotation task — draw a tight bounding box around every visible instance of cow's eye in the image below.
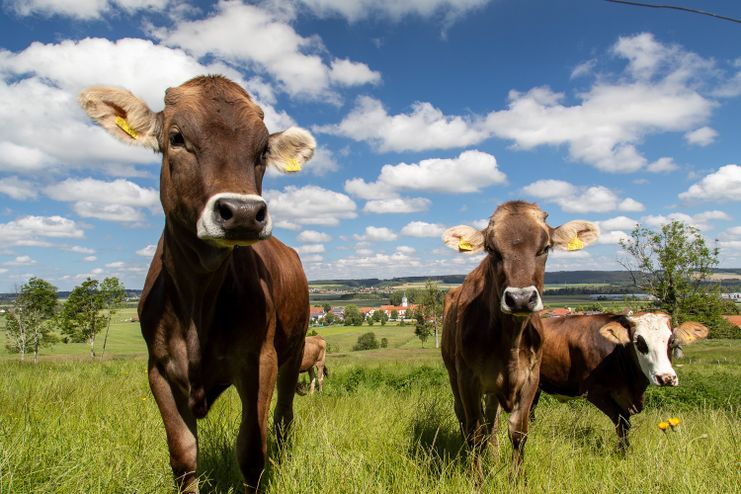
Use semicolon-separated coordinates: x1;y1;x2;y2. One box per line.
634;335;649;354
260;146;269;164
537;245;551;257
169;131;185;147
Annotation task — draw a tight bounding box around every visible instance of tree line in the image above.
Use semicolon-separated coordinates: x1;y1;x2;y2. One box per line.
3;276;126;362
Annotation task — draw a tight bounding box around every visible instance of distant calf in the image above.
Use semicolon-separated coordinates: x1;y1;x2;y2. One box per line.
533;313;708;449
297;335;328;395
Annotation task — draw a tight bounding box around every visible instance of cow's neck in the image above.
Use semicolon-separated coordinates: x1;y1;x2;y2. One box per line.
162;219;231;325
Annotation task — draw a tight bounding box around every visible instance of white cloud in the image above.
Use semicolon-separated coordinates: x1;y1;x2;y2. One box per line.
106;261;125;268
67;245;95;254
598;216;639;232
152;1;378;100
364;197;431;214
396;245;416;254
264;185;357;227
0;176;38;200
571;59;596;79
684;127;717;147
296;244;326;254
646;157;679;173
344;178;397;200
726;226;741;237
401;221;446;237
640;210;729;231
297;0;489;22
353;226;397;242
6;0;168;19
0;215;84;247
679;164;741;202
523;180;643;214
316;96;488;152
5;256;35;266
297;230;332;243
136;244;157;257
83;256;97;262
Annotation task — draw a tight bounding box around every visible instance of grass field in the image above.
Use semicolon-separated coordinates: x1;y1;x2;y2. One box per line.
0;313;738;493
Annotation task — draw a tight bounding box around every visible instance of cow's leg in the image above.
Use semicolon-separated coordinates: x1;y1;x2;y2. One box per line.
528;388;542;423
148;364;199;493
445;362;465;436
507;375;539;477
235;350;278;492
316;364;325;392
274;341;303;447
308;367;316;395
588;394;631;451
484;393;501;455
456;366;485;453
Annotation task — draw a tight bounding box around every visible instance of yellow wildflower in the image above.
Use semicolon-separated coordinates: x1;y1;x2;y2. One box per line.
658;421;669;431
668;417;680;429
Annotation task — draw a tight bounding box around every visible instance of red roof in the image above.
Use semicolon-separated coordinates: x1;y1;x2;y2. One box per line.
723;315;741;329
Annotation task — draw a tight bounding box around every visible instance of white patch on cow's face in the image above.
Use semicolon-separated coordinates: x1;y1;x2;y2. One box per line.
629;313;678;386
196;193;272;248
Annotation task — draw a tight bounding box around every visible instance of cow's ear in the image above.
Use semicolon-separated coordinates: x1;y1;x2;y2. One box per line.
79;86;160;151
673;321;709;345
441;226;485;253
266;127;316;173
599;321;631;344
552;221;600;251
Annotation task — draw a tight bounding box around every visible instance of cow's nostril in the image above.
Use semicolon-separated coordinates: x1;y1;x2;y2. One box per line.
528;291;538;304
217;201;233;221
255;204;266;223
504;291;516;309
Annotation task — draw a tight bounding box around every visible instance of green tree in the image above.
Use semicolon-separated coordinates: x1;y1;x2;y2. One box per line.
99;277;126;359
323;312;335;326
322;303;332;313
4;277;59;362
343;304;364;326
390;309;398;320
414;313;432;348
620;221;737;337
59;277;125;358
417;280;444;348
352;332;379;351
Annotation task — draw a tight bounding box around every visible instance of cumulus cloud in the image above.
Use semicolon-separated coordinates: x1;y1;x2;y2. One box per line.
646;157;679;173
522;180;643;214
684;126;717;146
296;244;326;254
364;197;431;214
297;0;489;22
679;164;741;202
353;226;397;242
264;185;357;228
44;178;160;223
400;221;446;237
297;230;332;243
5;256;35;266
152;1;378;100
136;244;157;257
5;0;169;19
0;176;38;200
641;210;730;231
0;215;84;247
316;97;487;152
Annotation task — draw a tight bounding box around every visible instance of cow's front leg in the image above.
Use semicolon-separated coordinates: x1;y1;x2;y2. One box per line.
235;349;278;493
149;363;199;493
274;342;303;446
308;367;316;395
507;374;539;478
483;393;501;456
456;365;486;480
588;394;632;451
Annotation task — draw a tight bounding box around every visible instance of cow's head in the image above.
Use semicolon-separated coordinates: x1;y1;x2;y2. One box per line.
79;75;315;248
442;201;598;316
599;313;709;386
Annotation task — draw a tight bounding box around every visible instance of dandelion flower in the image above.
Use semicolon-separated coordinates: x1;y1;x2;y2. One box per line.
668;417;680;428
658;422;669;431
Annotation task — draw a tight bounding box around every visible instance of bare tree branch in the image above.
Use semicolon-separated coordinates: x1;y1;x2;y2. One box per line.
604;0;741;24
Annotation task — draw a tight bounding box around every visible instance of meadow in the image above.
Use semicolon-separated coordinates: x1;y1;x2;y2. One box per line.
0;311;739;493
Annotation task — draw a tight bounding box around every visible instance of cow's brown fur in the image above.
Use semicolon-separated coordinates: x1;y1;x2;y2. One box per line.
298;335;328;394
82;75;311;492
441;201;597;476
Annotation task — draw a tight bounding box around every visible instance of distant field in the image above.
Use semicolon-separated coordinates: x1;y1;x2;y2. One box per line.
0;339;737;493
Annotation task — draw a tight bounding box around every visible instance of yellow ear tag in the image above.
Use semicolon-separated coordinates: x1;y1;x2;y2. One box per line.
567;237;584;251
115;116;138;139
458;239;473;252
285;158;302;173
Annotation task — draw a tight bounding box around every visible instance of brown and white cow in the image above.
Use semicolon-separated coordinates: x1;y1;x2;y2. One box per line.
441;201;598;475
80;75;315;492
533;312;708;449
296;335;329;395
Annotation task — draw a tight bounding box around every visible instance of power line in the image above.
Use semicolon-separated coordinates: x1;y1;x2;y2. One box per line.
604;0;741;24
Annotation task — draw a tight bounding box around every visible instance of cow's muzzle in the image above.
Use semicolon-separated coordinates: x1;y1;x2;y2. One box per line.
501;286;543;315
197;193;272;247
654;373;678;387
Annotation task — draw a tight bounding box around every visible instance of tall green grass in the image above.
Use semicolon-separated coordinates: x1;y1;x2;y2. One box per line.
0;341;738;493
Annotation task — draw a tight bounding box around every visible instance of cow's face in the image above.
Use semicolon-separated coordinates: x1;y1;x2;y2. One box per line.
442;201;599;316
600;314;709;386
79;75;315;248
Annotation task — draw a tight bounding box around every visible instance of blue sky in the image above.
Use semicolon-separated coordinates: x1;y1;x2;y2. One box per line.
0;0;740;292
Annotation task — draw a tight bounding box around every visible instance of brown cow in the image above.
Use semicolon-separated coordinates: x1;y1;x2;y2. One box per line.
80;75;315;492
296;335;329;395
533;312;708;449
441;201;598;475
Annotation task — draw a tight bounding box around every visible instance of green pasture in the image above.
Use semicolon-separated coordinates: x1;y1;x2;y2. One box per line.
0;336;738;493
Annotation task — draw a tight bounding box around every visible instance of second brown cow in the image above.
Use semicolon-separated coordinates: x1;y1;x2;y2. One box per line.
441;201;599;474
